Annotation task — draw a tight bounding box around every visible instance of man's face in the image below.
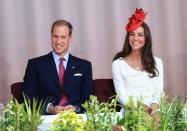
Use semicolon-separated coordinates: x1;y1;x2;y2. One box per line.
51;25;72;57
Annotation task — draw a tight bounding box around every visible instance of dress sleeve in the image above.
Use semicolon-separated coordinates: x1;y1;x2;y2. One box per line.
112;60;130;106
151;58;164;105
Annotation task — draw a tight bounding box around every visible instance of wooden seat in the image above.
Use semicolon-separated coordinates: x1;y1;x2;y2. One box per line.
93;79;116;103
10;82;24;103
93;79;121;111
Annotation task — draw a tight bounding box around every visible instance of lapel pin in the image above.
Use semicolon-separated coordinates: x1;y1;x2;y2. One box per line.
72;66;75;69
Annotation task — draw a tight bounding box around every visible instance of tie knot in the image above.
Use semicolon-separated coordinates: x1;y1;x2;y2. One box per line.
60;57;64;61
59;58;65;65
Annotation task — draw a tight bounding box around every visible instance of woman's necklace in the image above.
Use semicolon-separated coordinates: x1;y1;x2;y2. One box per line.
135;66;141;70
125;56;143;71
133;62;143;70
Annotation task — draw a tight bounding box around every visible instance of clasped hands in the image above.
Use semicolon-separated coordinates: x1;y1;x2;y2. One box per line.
48;104;76;114
144;103;159;114
145;103;160;128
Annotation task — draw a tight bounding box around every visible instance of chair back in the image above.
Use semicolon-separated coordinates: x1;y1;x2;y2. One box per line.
10;82;24;103
93;79;116;103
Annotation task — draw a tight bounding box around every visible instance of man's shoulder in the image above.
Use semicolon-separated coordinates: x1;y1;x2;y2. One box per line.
70;54;91;65
28;52;52;63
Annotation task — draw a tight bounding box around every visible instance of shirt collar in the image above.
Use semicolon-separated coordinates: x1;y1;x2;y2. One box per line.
52;51;69;62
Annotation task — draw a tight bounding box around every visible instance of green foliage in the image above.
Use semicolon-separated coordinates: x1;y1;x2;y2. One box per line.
1;95;186;131
159;96;187;131
0;96;46;131
50;110;86;131
83;95;120;131
117;96;187;131
117;97;155;131
1;100;29;131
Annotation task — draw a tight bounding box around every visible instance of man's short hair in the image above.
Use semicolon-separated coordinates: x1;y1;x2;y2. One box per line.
51;20;73;35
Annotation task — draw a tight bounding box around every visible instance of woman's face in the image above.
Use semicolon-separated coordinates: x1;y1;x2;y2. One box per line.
128;26;145;52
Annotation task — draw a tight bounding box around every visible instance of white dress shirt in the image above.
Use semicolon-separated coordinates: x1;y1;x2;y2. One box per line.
52;50;69;72
112;56;164;107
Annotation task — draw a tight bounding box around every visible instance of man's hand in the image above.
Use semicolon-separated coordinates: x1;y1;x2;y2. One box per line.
63;105;76;111
48;105;65;114
48;105;77;114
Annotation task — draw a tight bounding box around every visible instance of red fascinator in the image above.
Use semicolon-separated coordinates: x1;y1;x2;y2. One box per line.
125;8;147;32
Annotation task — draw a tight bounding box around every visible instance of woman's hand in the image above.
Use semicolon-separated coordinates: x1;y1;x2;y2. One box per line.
144;103;159;114
150;103;159;112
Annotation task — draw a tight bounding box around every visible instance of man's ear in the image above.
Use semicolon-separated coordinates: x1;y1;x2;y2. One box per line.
69;34;73;43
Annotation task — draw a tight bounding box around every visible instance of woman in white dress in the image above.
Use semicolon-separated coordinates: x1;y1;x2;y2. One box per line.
112;8;163;113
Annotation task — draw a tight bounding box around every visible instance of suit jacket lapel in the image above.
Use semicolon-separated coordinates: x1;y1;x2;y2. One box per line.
45;52;60;85
64;54;76;85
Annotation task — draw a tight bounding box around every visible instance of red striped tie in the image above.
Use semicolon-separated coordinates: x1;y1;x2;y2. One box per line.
59;58;68;106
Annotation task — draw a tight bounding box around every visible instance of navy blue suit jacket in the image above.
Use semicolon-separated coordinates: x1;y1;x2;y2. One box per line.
23;52;93;113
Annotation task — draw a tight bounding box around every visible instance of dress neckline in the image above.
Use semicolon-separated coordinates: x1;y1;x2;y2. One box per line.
121;58;145;73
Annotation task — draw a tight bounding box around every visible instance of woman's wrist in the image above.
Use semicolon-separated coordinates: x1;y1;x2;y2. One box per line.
150;103;159;111
145;103;159;114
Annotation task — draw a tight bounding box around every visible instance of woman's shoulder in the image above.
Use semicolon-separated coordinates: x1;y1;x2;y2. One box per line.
112;57;124;64
154;56;163;66
154;56;162;62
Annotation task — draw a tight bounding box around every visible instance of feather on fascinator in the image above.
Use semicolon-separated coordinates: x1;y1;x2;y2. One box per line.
125;8;147;32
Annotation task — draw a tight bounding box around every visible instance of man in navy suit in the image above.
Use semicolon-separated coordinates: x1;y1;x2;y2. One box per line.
23;20;93;114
